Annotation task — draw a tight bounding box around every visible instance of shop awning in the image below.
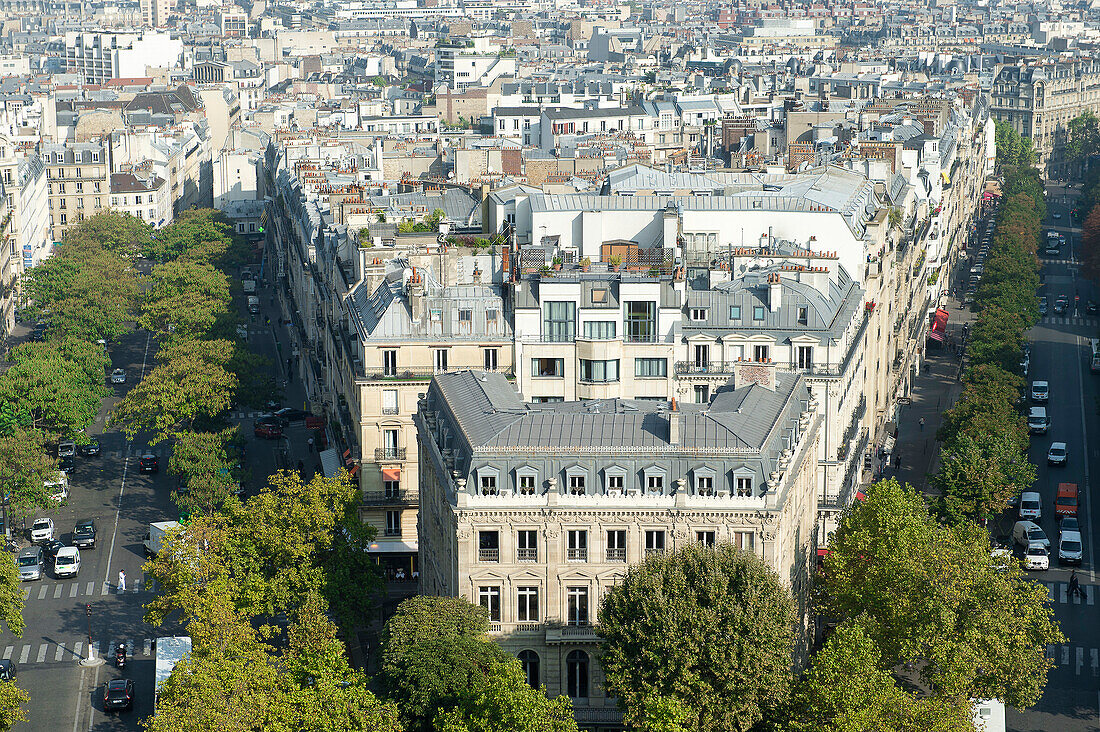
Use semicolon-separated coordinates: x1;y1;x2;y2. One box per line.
382;468;401;482
855;491;867;502
928;307;949;342
319;448;341;478
816;548;830;558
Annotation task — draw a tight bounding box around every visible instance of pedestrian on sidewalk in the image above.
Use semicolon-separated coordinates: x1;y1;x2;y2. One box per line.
118;569;126;592
307;437;314;452
894;453;902;470
919;417;925;431
1070;571;1081;598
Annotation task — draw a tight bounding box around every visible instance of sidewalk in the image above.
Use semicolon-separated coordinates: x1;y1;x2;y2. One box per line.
888;273;972;494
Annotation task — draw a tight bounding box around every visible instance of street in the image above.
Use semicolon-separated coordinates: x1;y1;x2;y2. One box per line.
0;271;304;729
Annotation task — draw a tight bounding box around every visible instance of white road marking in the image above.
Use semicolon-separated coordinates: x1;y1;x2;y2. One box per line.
1089;590;1095;606
36;585;46;600
1046;582;1055;602
126;640;133;657
21;589;28;601
1;646;11;660
1091;648;1098;676
142;639;151;656
53;585;62;599
71;666;86;732
85;582;93;596
72;641;81;659
17;645;29;664
69;583;78;598
1077;646;1085;675
35;644;46;663
1076;336;1096;582
100;582;108;596
54;643;65;662
1063;645;1071;665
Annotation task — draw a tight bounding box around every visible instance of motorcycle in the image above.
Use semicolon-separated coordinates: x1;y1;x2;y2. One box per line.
115;643;126;669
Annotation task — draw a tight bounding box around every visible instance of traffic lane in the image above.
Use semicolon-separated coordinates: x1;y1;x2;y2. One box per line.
1008;688;1099;732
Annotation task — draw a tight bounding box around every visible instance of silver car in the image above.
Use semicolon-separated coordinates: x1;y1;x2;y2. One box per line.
15;547;43;581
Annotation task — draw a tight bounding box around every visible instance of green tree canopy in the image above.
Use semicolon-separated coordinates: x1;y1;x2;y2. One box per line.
0;427;59;541
140;258;233;340
111;338;238;443
933;429;1036;522
381;596;510;731
0;347;105;438
598;543;795;732
434;660;577;732
168;428;241;519
821;479;1063;707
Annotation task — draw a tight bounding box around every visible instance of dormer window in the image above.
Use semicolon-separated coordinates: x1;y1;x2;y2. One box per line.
690;308;707;322
478;466;500;496
734;475;753;497
605;467;627;495
643;466;666;496
797;306;808;325
516;467;538;495
694;467;717;496
565;466;587;496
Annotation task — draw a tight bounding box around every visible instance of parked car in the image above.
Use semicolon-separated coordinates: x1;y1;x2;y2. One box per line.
1023;543;1050;571
254;422;282;439
257;413;289;428
1054;296;1069;314
53;547;80;578
138;453;159;473
1048;441;1068;466
58;440;75;458
1059;530;1083;565
14;547;43;581
73;519;97;549
77;440;100;457
103;679;134;712
1089;300;1099;315
58;455;74;474
41;539;64;563
1013;519;1050;548
29;518;54;543
1031;381;1048;403
274;408;311;423
0;660;17;681
109;369;126;384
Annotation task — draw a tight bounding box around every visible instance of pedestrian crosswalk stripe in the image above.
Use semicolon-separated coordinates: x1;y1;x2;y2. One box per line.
54;643;65;662
17;646;28;664
1062;646;1070;665
52;585;61;600
36;586;45;601
69;584;77;598
72;641;81;659
34;645;45;664
0;638;154;665
2;646;12;660
21;589;28;601
85;582;93;596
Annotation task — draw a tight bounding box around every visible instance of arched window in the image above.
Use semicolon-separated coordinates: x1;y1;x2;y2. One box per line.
518;649;540;689
566;650;589;699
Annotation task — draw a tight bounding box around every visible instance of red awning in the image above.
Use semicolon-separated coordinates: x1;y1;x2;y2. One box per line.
816;548;830;557
349;464;360;477
855;491;866;502
382;468;400;482
928;307;949;342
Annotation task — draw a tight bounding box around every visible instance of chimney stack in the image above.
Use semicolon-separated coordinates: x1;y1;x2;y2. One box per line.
768;272;782;312
668;397;681;444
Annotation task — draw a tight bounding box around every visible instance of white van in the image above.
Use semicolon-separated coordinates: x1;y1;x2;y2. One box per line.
247;295;260;314
45;473;68;504
53;547;80;578
1013;519;1048;547
1027;407;1049;434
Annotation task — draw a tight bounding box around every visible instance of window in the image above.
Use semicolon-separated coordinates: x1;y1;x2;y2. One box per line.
517;530;538;561
753;345;770;363
646;472;664;495
433;349;449;373
797;306;808;325
733;531;755;551
59;213;66;224
735;476;753;496
697;474;714;496
532;358;564;378
729;305;742;320
75;181;82;193
382;349;397;376
94;197;101;209
384;510;400;536
566;587;589;625
568;473;586;495
486;309;498;323
480;473;498;496
478;586;501;622
567;530;587;561
382;389;398;415
606;473;624;494
590;287;609;304
382;429;399;459
518;650;540;688
796;345;813;370
690;308;708;321
579;359;618;383
384;477;400;498
582;320;616;339
697;530;716;546
458;309;472;322
517;587;539;621
693;344;709;367
624;301;656;342
94;182;100;192
753;306;765;321
694;384;709;403
479;531;499;562
543;301;576;342
518;474;536;496
645;530;665;555
484;348;498;371
635;358;667;378
566;650;589;698
430;308;442;322
606;530;626;561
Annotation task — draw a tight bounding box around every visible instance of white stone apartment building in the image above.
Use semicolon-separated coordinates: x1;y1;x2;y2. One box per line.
0;140;49;270
41;141;110;244
416;368;821;729
63;32;183;84
109;171;172;227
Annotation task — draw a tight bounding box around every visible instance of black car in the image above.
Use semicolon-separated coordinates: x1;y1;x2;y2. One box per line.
138;453;159;473
42;539;64;562
58;455;74;474
73;519;97;549
257;413;289;428
103;678;134;712
1089;301;1099;315
274;408;311;423
77;440;100;457
1054;298;1069;315
0;660;16;681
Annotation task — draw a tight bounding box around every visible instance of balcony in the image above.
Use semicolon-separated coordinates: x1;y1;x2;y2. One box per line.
546;624;600;644
566;548;588;562
381;406;399;415
478;548;499;562
605;548;626;562
374;447;407;461
383;527;402;537
645;548;666;558
516;548;538;562
361;489;417;505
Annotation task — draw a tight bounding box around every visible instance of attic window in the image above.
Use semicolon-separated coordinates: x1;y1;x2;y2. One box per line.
797;306;808;325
